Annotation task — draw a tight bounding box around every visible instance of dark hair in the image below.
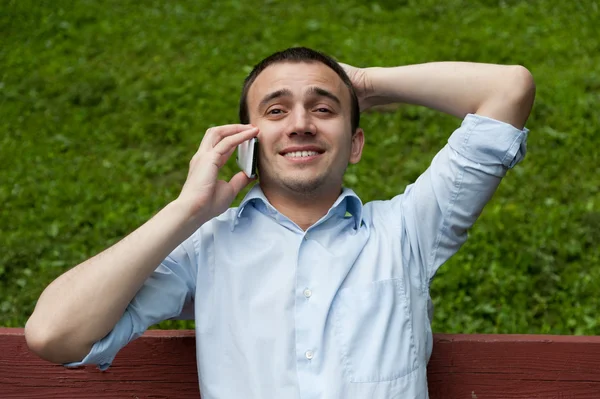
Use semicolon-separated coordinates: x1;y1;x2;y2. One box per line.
238;47;360;132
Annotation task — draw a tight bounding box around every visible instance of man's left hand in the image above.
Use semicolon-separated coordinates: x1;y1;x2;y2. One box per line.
339;62;377;112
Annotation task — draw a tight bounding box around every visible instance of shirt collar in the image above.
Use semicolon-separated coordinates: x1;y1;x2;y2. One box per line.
234;184;363;230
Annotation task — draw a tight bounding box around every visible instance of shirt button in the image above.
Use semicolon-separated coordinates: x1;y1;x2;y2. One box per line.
305;350;314;360
303;288;312;298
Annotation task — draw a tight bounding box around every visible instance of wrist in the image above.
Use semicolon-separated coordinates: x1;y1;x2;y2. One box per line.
164;198;210;237
360;67;398;109
367;67;399;100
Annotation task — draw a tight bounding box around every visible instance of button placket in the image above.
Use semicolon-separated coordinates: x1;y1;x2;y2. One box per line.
296;233;321;388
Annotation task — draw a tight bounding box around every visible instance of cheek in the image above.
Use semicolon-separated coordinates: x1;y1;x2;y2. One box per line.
257;129;274;147
256;120;287;144
258;120;288;138
256;129;279;158
327;118;352;138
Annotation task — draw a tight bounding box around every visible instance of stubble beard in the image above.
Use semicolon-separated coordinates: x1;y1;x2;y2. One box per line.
260;161;347;199
281;172;329;195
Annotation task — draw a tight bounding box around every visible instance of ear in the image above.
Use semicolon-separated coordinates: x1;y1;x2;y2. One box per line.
349;128;364;164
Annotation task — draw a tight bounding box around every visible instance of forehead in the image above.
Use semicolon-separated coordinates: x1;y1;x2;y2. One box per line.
248;61;348;106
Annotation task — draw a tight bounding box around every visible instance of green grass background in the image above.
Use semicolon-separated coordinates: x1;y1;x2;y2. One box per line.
1;0;599;334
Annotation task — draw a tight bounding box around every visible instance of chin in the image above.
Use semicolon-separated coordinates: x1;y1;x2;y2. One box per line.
281;174;335;195
261;167;341;195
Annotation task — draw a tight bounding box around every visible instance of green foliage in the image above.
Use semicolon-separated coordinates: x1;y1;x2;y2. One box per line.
1;0;598;334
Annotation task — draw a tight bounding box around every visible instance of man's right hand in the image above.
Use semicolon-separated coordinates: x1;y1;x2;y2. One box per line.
177;124;259;225
25;123;259;365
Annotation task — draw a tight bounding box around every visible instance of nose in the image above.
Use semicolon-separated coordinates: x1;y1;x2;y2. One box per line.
288;107;316;137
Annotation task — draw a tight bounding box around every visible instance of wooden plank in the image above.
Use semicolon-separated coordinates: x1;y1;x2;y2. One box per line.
428;334;600;399
1;329;600;398
0;328;200;399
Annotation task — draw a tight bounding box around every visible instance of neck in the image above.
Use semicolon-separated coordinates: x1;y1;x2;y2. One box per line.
260;183;342;231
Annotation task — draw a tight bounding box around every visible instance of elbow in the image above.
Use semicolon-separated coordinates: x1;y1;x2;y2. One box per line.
511;65;536;112
505;65;536;128
479;65;536;129
25;316;56;362
25;316;88;365
24;316;62;363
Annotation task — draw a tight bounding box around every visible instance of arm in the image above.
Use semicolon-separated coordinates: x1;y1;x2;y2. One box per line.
342;61;534;286
342;61;535;129
25;124;259;364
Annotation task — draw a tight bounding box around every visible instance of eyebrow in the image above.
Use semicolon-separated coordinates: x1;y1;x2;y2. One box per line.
259;89;293;110
306;86;341;106
258;86;342;110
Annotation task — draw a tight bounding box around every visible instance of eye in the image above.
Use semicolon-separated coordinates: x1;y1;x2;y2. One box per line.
315;107;331;113
267;108;284;115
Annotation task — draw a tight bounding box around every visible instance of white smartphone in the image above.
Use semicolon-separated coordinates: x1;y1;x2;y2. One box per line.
236;138;258;178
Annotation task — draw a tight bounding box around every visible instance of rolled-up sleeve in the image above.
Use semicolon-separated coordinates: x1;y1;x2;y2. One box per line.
64;234;198;370
395;114;528;290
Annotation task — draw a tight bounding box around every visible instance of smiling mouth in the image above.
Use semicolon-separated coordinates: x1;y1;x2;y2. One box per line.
283;150;321;158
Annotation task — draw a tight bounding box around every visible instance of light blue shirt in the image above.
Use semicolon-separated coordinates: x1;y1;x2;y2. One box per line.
68;114;528;399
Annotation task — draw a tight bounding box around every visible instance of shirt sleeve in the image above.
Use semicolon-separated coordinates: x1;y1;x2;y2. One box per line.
394;113;528;290
63;233;199;370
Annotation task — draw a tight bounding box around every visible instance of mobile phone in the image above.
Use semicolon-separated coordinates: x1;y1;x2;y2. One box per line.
236;138;258;178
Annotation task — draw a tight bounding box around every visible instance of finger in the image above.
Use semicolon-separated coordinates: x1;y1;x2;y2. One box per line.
197;124;254;152
211;146;237;169
206;124;256;148
228;171;255;196
193;127;258;171
213;127;258;156
190;141;236;172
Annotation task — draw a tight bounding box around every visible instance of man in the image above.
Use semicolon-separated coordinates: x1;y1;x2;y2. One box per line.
25;47;535;398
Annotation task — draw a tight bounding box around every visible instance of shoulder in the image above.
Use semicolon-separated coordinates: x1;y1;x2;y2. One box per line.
361;193;408;230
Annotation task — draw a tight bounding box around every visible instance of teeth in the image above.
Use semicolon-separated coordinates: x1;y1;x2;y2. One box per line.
284;151;319;158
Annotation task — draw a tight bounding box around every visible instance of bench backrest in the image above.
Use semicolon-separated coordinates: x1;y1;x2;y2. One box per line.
1;328;599;398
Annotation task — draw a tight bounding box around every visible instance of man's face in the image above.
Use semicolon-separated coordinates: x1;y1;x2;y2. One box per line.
247;61;364;195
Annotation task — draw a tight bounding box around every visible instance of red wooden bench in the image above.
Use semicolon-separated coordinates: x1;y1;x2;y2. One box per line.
1;328;599;398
